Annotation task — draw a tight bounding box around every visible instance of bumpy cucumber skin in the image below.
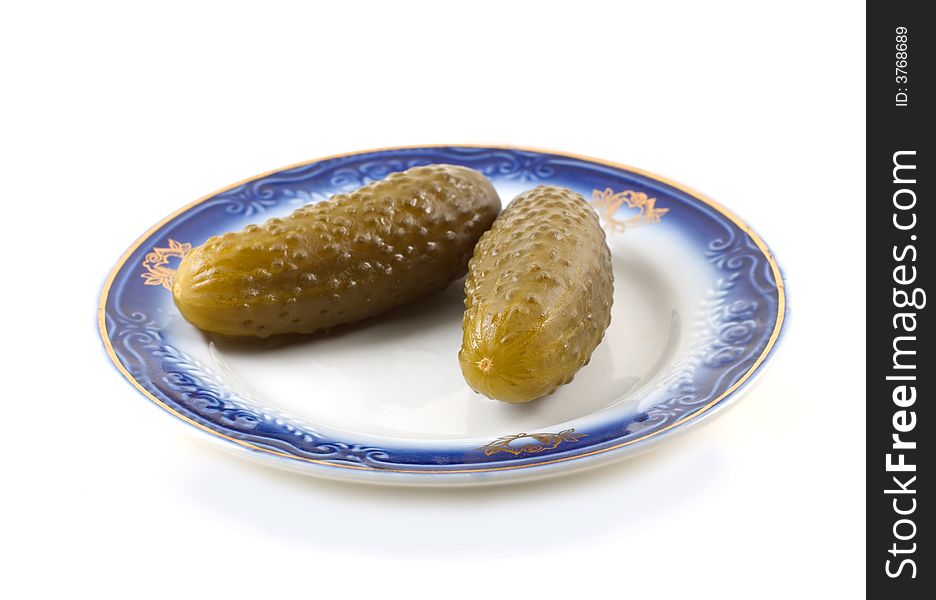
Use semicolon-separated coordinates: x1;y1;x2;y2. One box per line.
459;185;613;403
173;165;501;337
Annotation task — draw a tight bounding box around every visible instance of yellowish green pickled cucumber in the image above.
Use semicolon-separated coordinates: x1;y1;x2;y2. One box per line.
173;165;501;337
459;185;613;403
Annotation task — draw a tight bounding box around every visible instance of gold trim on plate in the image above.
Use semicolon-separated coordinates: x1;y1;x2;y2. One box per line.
140;239;191;290
480;429;588;457
97;144;786;475
592;187;669;232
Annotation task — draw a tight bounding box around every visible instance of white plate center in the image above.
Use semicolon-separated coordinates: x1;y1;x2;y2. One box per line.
186;253;679;441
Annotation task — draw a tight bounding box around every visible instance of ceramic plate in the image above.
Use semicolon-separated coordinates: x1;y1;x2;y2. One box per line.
99;145;787;485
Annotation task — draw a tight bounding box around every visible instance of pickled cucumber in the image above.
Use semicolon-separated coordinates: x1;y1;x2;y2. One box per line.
173;165;501;337
459;185;613;403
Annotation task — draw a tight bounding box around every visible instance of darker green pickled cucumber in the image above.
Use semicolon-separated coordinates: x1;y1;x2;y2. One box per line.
459;186;613;403
173;165;501;337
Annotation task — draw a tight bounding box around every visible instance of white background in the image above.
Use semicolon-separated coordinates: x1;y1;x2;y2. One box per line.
1;1;865;598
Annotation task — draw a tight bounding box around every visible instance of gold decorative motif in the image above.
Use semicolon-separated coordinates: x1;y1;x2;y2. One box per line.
480;429;587;457
141;239;191;290
592;188;669;232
